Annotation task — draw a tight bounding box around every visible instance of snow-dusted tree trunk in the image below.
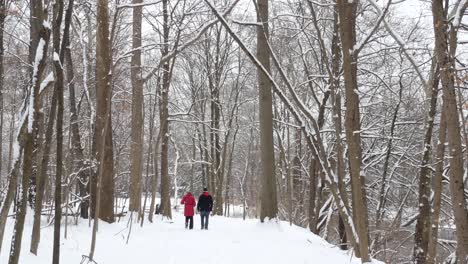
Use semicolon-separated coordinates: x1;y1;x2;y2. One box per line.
0;152;20;255
328;7;348;248
9;2;51;263
30;63;58;255
27;0;43;209
336;0;370;261
129;0;143;215
432;0;468;261
65;33;89;220
426;108;447;264
413;62;439;263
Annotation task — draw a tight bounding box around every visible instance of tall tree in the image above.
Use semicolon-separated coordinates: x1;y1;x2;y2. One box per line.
159;0;172;218
329;6;347;248
65;27;89;220
426;109;447;264
336;0;370;261
129;0;143;215
413;62;439;263
93;0;115;223
9;1;50;263
51;0;65;262
256;0;278;222
0;0;5;183
432;0;468;261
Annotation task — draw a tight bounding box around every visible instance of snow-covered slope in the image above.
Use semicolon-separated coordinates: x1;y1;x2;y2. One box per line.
1;212;383;264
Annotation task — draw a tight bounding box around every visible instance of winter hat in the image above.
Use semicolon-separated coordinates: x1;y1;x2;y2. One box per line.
203;187;208;192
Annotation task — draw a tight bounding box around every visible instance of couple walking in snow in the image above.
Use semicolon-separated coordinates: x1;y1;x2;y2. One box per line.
180;188;213;230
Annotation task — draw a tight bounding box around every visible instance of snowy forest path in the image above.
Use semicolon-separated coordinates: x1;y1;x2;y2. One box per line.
2;211;373;263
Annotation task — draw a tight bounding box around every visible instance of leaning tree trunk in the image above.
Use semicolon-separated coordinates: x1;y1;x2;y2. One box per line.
336;0;370;261
30;75;58;255
9;3;51;263
0;152;21;254
432;1;468;261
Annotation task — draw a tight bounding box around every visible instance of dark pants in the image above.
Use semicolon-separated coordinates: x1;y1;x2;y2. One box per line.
185;216;193;229
200;211;210;229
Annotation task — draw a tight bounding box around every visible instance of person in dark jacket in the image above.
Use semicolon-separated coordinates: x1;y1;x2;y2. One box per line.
181;192;196;229
197;188;213;230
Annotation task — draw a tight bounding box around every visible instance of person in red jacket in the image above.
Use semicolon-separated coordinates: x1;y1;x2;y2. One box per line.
181;192;196;229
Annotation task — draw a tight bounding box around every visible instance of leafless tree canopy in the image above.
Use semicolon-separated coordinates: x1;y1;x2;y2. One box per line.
0;0;467;263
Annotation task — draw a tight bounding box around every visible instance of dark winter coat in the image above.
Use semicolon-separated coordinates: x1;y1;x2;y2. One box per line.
181;192;196;216
197;192;213;212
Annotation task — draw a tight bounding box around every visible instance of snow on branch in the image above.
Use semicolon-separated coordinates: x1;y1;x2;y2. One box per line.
230;19;262;27
203;0;361;246
354;0;391;55
117;0;162;9
142;0;242;83
450;0;468;27
39;72;55;95
366;0;427;87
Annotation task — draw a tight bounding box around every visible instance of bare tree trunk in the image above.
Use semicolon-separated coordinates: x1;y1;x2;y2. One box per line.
89;2;115;259
224;126;238;217
0;94;18;254
148;128;160;221
140;98;157;225
207;52;220;211
129;0;143;214
158;0;173;219
0;152;21;254
0;0;5;183
426;109;447;264
93;0;114;223
52;0;65;262
214;87;240;216
30;79;58;255
9;3;50;263
432;1;468;261
413;63;439;263
336;0;370;261
329;7;347;248
256;0;278;222
52;0;73;260
65;38;89;219
27;0;42;208
148;86;160;221
374;77;403;251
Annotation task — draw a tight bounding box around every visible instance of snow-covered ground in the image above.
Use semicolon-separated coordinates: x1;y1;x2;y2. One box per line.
2;210;383;264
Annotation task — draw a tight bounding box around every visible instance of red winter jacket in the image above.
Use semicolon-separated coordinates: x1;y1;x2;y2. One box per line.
181;193;196;216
